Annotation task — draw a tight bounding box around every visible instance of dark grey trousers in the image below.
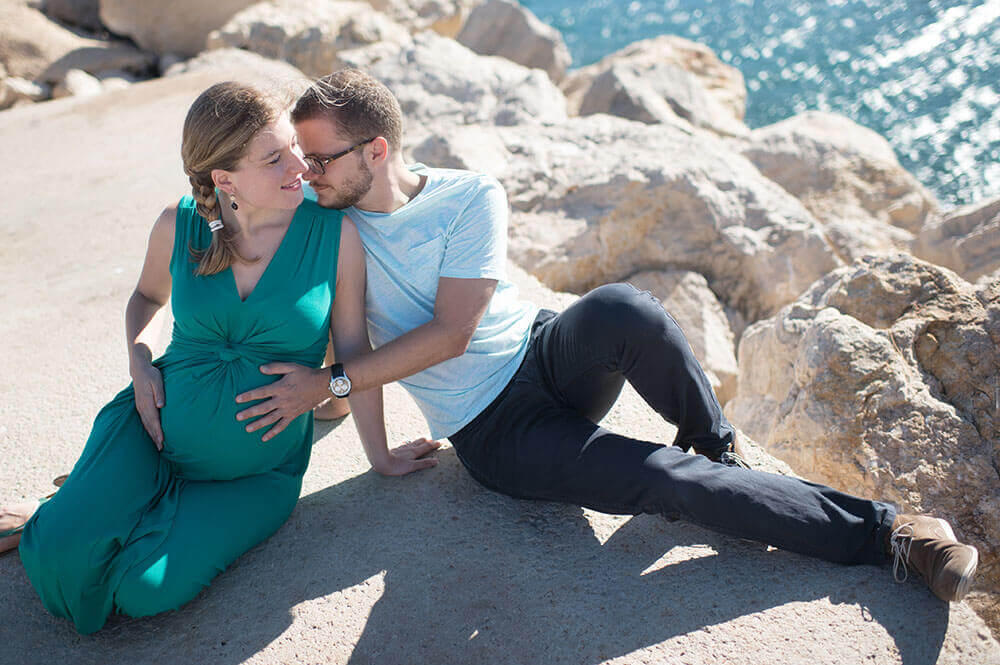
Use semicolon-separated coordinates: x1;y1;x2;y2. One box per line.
450;283;895;565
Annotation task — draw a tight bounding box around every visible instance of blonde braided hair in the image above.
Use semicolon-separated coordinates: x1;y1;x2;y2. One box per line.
181;82;283;276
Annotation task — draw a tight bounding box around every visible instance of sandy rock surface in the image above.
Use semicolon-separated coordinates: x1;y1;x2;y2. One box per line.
725;253;1000;632
457;0;571;83
207;0;412;78
734;111;938;260
913;196;1000;283
1;63;999;665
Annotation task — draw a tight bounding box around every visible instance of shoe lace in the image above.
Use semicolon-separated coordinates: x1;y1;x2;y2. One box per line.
719;450;750;469
890;523;914;583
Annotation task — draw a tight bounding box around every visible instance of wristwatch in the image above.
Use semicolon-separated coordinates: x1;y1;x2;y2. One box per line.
328;363;352;398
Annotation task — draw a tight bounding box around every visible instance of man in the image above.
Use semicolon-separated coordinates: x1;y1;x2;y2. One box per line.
235;69;978;602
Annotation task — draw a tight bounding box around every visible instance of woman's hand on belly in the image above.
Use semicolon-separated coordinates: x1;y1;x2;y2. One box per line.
130;359;165;450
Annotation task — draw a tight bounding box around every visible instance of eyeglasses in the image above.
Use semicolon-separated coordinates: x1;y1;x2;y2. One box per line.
303;137;376;175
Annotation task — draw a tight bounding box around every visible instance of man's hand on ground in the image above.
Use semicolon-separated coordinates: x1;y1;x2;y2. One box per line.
375;438;442;476
236;363;329;442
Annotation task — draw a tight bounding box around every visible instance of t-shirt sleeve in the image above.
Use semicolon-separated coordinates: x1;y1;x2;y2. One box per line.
439;177;509;281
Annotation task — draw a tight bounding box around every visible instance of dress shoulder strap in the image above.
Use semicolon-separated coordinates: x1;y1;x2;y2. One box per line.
170;195;211;275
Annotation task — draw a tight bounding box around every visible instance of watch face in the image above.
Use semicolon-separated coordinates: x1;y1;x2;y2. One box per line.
331;376;351;397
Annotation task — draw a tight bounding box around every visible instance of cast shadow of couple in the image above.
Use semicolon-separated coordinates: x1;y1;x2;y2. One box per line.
105;434;950;665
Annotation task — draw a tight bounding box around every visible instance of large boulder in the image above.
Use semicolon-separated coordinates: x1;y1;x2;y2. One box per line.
735;112;938;260
365;0;477;37
413;115;840;322
1;2;96;79
562;35;747;137
456;0;571;83
0;1;152;95
207;0;412;78
912;196;1000;283
164;48;308;90
338;30;568;130
99;0;259;56
725;253;999;618
625;270;738;405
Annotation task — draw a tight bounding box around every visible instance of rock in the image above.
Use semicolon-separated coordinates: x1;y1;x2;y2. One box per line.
339;31;567;129
1;2;91;79
44;0;102;32
426;115;839;322
563;35;747;127
206;0;412;78
411;126;513;179
164;48;308;90
0;1;154;84
580;61;748;137
725;253;1000;617
52;68;102;98
1;76;51;107
735;111;938;260
99;0;260;56
40;43;155;84
625;270;738;405
365;0;477;37
456;0;571;83
912;197;1000;283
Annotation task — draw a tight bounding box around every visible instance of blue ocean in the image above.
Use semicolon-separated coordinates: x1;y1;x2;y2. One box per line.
522;0;1000;209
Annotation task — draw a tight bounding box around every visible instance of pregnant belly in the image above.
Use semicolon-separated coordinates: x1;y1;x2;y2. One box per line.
157;358;311;481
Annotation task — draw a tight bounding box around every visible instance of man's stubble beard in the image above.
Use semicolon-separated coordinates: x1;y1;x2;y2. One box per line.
319;160;373;210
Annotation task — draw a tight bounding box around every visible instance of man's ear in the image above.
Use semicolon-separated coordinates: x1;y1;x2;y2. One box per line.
211;169;235;195
369;137;390;164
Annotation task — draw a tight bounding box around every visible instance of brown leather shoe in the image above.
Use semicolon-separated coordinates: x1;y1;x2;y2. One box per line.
889;514;978;602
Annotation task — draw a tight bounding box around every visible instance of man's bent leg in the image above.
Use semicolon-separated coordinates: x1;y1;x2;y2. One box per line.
532;283;735;455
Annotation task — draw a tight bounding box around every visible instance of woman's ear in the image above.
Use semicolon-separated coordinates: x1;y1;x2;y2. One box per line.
211;169;235;195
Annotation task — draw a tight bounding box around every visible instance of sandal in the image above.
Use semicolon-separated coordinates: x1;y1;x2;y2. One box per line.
0;477;66;554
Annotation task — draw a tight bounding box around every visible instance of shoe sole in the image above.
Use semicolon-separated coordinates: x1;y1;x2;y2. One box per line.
932;517;978;602
952;545;979;602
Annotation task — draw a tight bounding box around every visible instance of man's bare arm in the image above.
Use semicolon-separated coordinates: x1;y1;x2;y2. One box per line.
235;275;497;434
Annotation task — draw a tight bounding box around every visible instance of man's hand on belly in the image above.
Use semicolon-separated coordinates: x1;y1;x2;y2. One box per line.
235;363;330;442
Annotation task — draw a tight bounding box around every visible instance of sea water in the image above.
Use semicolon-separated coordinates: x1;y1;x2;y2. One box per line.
522;0;1000;209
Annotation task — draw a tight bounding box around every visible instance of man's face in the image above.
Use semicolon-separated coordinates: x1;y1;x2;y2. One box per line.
295;116;373;210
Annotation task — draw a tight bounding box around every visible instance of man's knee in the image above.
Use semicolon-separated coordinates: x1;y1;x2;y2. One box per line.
579;282;682;340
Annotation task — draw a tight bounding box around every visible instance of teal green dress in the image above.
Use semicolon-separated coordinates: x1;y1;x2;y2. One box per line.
19;196;343;634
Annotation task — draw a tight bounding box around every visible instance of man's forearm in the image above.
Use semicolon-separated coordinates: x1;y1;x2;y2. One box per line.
339;318;463;394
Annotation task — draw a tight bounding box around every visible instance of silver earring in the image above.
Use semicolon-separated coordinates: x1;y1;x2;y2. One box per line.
231;199;238;211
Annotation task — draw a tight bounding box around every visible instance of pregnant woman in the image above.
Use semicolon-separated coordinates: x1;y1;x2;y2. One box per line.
0;81;370;633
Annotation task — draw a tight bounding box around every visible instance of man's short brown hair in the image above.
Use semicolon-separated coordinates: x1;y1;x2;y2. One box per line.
292;69;403;151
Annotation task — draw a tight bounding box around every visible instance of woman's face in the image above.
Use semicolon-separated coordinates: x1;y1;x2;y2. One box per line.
223;113;308;212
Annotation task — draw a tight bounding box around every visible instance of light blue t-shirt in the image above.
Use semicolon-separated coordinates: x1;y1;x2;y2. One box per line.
342;165;538;439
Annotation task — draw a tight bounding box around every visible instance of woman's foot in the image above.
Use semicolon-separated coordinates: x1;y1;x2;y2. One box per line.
314;397;351;420
0;502;37;554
